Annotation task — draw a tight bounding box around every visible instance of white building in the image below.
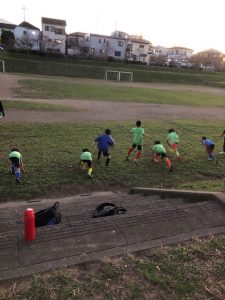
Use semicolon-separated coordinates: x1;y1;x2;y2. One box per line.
14;21;40;51
127;37;152;64
83;33;127;61
67;32;86;57
167;46;193;60
41;17;66;54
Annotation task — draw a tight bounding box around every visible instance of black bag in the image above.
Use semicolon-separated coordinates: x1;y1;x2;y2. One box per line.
35;202;62;227
92;202;126;218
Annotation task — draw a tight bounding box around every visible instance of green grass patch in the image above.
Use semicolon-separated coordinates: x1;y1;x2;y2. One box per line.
1;51;225;87
14;78;225;107
1;120;225;201
2;100;74;111
1;236;225;299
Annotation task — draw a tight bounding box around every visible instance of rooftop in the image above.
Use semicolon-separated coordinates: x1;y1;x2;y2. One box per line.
42;17;66;26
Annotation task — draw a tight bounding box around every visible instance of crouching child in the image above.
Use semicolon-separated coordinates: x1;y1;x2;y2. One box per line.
152;141;173;172
79;148;93;178
9;147;24;183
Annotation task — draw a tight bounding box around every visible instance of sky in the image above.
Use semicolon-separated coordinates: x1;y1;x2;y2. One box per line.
1;0;225;53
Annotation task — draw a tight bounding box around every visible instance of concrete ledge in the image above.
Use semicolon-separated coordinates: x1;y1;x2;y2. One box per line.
130;187;225;207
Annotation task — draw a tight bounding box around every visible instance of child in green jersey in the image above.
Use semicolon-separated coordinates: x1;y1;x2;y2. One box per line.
79;148;93;178
8;147;24;183
167;129;181;159
127;120;147;162
152;141;172;172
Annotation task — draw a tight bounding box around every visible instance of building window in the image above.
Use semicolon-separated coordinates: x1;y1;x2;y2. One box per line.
91;48;95;54
139;45;144;48
31;31;36;36
115;51;121;57
118;41;123;47
99;39;101;43
55;28;64;35
23;31;27;35
100;49;105;54
104;39;106;43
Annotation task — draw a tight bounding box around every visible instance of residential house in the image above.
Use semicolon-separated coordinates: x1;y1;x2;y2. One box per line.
41;17;66;54
83;33;127;61
126;36;152;64
167;46;193;60
14;21;40;51
0;18;16;36
66;32;87;57
192;49;225;71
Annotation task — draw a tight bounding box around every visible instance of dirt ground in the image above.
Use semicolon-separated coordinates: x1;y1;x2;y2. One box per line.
1;73;225;122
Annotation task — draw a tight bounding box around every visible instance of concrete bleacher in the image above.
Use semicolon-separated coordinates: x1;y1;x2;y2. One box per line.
1;189;225;281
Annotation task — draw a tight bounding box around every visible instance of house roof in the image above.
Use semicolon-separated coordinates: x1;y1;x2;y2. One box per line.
198;48;223;54
42;17;66;26
167;46;193;51
0;23;16;30
68;32;86;37
18;21;39;31
130;38;151;45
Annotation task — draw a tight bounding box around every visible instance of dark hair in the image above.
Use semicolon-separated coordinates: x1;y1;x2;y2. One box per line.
202;136;207;140
154;140;161;145
105;129;111;135
11;147;19;152
168;128;175;133
82;148;90;152
136;120;141;127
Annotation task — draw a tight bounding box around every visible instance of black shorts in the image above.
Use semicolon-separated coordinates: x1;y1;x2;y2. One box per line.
156;152;167;158
82;160;92;167
10;157;20;167
99;151;110;157
132;144;142;150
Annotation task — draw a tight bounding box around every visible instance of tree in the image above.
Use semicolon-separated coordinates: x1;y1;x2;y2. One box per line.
1;30;15;49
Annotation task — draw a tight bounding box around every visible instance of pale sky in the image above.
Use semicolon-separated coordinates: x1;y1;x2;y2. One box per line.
1;0;225;53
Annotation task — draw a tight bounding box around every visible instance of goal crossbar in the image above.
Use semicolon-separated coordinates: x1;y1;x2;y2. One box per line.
104;70;133;82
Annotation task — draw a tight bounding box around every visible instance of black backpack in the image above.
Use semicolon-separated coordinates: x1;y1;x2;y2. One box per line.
92;202;126;218
35;202;62;227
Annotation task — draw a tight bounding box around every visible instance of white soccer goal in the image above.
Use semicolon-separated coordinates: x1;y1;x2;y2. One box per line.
0;60;5;72
104;70;133;82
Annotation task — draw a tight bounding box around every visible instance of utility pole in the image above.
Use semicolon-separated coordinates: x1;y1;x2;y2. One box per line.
22;6;27;21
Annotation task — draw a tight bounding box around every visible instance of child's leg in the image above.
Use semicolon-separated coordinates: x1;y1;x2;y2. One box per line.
15;167;21;182
152;152;160;162
172;144;180;157
98;151;101;160
127;144;136;157
87;161;93;177
135;145;142;160
105;153;111;166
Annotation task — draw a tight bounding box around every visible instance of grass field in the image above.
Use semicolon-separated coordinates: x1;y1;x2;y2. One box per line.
1;235;225;299
14;78;225;107
1;120;225;201
1;51;225;87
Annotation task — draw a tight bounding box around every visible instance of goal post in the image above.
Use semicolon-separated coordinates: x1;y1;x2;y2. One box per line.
0;60;5;73
104;70;133;82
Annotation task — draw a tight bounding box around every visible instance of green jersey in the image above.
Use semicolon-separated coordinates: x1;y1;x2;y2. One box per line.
167;132;179;144
153;144;166;154
80;151;92;161
131;127;145;145
9;151;22;159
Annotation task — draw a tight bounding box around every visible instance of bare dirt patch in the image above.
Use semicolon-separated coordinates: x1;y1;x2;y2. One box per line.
1;73;225;122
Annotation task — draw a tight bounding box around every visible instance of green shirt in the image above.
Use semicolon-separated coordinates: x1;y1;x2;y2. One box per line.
9;151;22;159
167;132;179;144
80;151;92;161
153;144;166;154
131;127;145;145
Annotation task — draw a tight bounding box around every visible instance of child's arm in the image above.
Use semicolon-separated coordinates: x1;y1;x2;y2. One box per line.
20;158;25;172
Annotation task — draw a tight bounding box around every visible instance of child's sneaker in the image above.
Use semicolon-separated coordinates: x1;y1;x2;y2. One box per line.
16;178;21;183
168;166;173;172
208;157;213;160
88;174;93;179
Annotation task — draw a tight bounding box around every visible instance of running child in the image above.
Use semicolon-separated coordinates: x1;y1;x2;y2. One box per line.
79;148;93;178
8;147;24;183
201;137;215;160
219;130;225;154
95;129;115;167
152;141;173;172
167;128;181;159
127;120;147;162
